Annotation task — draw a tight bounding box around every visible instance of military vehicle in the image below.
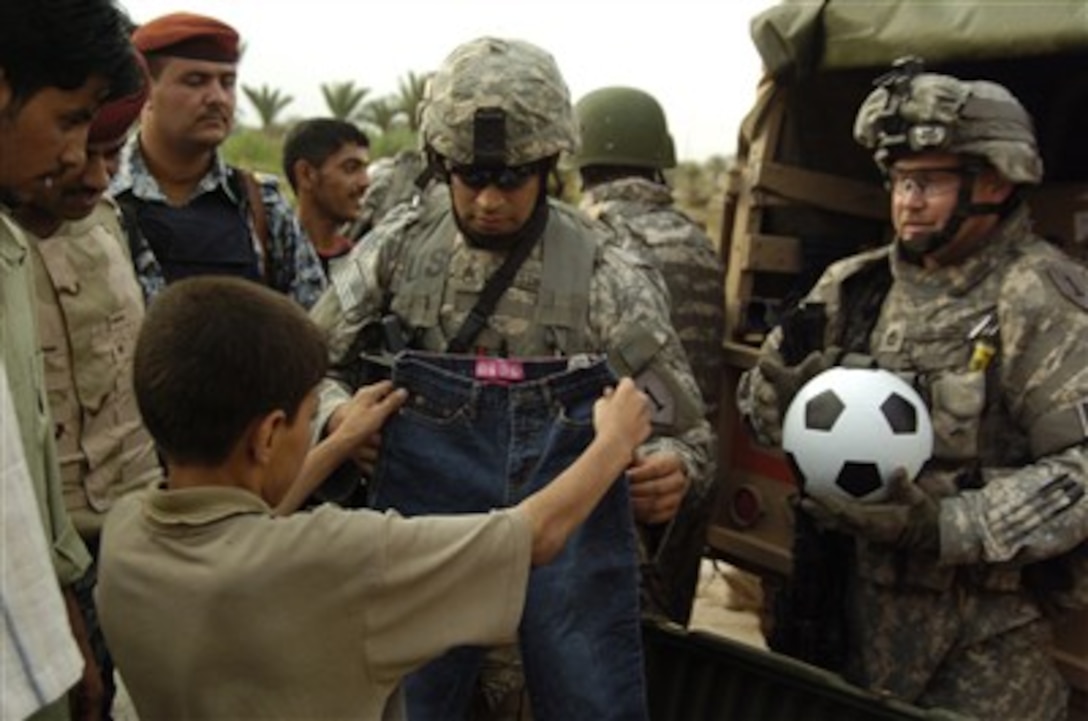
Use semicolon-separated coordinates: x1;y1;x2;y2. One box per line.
706;1;1088;718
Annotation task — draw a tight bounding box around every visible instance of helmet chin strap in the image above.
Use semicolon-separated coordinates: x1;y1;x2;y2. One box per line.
897;170;1018;264
452;165;552;251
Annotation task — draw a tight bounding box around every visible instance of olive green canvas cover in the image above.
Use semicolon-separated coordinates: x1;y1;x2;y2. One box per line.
752;0;1088;79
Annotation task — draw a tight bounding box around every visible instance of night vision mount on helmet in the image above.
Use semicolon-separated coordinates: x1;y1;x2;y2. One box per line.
853;57;1044;259
854;56;1043;185
419;37;578;168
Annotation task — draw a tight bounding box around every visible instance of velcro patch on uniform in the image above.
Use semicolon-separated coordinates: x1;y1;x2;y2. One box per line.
1047;264;1088;312
634;369;676;426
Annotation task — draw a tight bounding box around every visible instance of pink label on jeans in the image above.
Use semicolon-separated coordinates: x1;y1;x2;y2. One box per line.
475;358;525;383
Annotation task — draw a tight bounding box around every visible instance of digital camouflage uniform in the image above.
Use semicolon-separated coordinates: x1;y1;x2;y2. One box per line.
311;37;714;720
582;176;725;625
313;193;713;491
313;182;714;721
349;149;430;241
575;85;725;626
581;178;724;418
742;208;1088;719
110;139;327;308
738;67;1087;721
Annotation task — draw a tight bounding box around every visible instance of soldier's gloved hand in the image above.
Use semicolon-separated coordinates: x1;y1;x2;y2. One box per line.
799;468;941;551
750;347;840;444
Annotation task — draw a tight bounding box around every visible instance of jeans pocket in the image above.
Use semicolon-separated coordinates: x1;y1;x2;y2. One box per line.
398;391;475;428
555;398;594;430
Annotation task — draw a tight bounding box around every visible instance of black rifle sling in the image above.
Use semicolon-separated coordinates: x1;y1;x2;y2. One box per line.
114;192;144;261
446;231;538;354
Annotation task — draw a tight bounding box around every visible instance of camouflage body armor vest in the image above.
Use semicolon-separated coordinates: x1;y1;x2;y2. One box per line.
390;201;598;357
824;228;1087;610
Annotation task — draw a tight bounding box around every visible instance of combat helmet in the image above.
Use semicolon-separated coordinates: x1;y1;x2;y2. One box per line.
854;57;1043;184
570;86;677;170
419;37;578;167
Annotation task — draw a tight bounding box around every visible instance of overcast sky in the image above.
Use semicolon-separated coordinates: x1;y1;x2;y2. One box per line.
119;0;777;161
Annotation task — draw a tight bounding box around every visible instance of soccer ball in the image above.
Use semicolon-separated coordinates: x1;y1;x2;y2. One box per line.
781;367;933;504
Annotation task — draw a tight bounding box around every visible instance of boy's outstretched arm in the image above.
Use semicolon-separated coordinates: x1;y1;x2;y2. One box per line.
276;381;408;515
518;378;651;565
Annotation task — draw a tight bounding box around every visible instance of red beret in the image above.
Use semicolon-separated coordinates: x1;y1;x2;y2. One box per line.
88;53;150;145
132;12;240;63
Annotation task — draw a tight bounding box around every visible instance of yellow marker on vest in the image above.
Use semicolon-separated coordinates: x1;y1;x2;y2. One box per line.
968;339;996;372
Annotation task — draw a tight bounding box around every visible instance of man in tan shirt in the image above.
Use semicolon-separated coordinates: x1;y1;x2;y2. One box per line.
14;70;164;720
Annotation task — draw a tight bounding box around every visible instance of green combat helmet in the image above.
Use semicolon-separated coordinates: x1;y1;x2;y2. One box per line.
571;86;677;170
419;37;578;167
854;57;1043;184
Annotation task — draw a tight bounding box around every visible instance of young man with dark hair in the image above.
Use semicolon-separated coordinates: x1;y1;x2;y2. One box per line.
282;118;371;273
96;275;651;720
13;74;162;720
0;1;142;718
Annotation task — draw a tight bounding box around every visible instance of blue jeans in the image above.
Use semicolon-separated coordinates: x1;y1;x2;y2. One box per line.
371;351;648;721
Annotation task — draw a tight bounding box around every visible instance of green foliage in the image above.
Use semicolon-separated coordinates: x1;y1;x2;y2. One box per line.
321;81;371;122
358;96;405;136
370;126;419;158
395;71;431;131
222;127;285;179
242;84;294;131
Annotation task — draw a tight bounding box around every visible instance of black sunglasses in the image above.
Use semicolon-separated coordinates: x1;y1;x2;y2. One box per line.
449;162;540;191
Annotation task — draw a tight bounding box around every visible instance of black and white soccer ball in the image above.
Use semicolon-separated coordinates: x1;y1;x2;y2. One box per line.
782;367;933;504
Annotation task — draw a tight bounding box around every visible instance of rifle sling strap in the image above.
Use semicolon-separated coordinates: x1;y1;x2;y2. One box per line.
229;167;272;284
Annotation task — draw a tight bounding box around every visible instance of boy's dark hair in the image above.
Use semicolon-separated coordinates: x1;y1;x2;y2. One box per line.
0;0;142;105
134;277;328;466
283;118;370;191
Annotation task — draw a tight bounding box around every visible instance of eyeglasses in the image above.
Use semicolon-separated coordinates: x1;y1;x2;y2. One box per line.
888;166;966;199
449;162;539;191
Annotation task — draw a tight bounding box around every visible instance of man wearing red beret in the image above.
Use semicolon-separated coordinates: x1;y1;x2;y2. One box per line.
111;12;326;307
13;67;165;721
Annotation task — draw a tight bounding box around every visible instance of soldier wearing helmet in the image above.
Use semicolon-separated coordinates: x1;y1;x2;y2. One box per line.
573;85;725;626
310;37;713;721
738;59;1088;719
853;56;1044;266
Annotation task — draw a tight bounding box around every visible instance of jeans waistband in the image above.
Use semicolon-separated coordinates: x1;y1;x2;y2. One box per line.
391;351;616;408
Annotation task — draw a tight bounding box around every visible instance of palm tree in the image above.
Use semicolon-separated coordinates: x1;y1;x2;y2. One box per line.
393;71;432;131
321;81;371;122
242;84;293;131
357;96;404;136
